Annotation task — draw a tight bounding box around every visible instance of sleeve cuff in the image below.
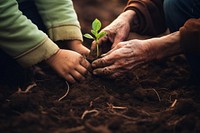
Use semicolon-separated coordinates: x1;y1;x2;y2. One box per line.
15;38;59;67
48;25;83;42
124;0;166;36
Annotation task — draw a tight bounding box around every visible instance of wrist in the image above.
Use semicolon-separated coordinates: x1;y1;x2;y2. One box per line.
146;31;182;61
46;49;61;65
57;40;82;49
120;10;138;30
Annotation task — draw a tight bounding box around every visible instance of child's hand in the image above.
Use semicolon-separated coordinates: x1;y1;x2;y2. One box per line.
46;49;91;83
58;40;90;57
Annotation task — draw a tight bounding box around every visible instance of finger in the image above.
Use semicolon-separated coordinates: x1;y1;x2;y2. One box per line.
112;33;126;48
98;34;109;45
70;70;86;81
93;67;112;76
63;74;76;84
80;57;91;69
104;30;116;43
108;72;122;79
92;63;118;75
92;55;114;68
80;47;90;57
101;44;120;57
90;41;97;51
101;41;128;57
75;65;89;76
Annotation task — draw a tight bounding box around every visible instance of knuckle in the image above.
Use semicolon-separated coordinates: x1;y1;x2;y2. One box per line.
75;74;82;80
116;43;124;48
79;55;84;60
65;75;75;84
78;75;85;81
123;64;133;71
110;73;121;79
82;69;88;75
103;67;111;75
80;58;87;66
98;58;106;65
115;60;124;66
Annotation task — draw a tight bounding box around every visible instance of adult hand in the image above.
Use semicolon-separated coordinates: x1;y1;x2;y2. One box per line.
91;39;154;78
92;31;182;78
90;10;137;53
46;49;91;83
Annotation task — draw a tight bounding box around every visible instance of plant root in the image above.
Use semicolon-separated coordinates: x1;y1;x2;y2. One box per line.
152;89;161;102
107;103;128;110
146;88;161;102
170;99;178;108
17;82;37;94
81;109;99;119
58;81;70;101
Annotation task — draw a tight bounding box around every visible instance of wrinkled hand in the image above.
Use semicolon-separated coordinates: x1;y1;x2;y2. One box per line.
46;49;91;83
92;39;154;78
90;10;136;53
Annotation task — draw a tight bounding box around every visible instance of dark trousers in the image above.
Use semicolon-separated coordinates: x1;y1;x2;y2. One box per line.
164;0;200;83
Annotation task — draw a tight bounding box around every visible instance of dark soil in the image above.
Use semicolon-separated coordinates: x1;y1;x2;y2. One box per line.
0;0;200;133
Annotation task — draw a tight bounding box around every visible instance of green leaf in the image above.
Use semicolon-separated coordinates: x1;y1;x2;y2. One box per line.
83;33;94;40
97;31;107;39
91;29;97;37
92;18;101;32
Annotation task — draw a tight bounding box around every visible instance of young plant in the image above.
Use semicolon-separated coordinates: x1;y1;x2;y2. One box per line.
84;18;107;57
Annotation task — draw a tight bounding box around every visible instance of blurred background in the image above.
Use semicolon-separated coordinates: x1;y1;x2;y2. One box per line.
73;0;151;48
73;0;127;37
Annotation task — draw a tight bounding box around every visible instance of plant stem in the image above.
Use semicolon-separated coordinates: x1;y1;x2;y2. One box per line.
96;42;99;57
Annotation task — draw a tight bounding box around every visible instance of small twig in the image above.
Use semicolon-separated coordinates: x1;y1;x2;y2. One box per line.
152;89;161;102
89;96;103;107
89;101;93;107
139;109;151;116
58;81;70;101
17;83;37;94
170;99;177;108
145;88;164;102
81;109;99;119
107;103;128;110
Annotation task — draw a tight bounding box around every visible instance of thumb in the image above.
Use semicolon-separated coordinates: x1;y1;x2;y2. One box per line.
90;40;97;51
112;34;124;48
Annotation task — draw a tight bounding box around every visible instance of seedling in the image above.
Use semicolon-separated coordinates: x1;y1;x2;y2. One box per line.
84;18;107;57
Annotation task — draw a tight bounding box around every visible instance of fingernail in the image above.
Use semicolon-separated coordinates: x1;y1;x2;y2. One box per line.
93;70;97;75
101;54;106;57
92;63;96;67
